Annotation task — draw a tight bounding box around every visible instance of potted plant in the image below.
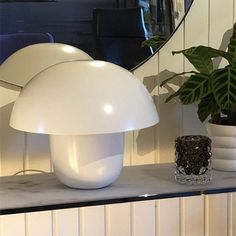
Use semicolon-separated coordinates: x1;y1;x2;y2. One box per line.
160;23;236;171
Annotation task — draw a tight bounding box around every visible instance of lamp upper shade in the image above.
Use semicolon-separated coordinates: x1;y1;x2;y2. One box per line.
0;43;92;87
10;60;159;135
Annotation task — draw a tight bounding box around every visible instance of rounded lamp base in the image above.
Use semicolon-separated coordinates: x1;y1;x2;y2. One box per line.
50;133;124;189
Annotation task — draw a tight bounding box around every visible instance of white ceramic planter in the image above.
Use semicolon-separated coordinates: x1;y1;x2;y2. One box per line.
206;122;236;171
50;133;124;189
212;159;236;171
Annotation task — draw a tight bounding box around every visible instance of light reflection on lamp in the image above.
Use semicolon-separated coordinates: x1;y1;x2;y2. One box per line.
10;60;159;189
62;45;78;53
103;104;113;114
91;61;106;67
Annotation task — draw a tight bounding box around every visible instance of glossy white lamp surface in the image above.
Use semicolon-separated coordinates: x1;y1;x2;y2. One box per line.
10;60;158;135
10;60;159;189
0;43;92;87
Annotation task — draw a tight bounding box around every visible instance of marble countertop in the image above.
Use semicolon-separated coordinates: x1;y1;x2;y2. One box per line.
1;163;236;215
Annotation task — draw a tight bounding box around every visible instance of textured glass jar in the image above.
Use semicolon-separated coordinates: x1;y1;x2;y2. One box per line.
175;135;212;185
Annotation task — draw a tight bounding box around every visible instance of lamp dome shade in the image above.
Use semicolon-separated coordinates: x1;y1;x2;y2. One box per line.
0;43;92;87
10;60;159;135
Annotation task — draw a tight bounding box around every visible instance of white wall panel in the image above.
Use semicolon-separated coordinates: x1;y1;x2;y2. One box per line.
158;24;184;164
53;208;79;236
181;2;209;236
207;194;228;236
183;196;204;236
182;0;209;136
128;55;159;236
209;0;234;69
0;86;19;108
132;53;158;165
132;201;156;236
0;214;25;236
0;104;26;236
208;2;234;236
106;203;131;236
124;132;133;166
80;206;105;236
209;0;234;49
26;211;53;236
228;193;235;236
0;103;24;176
25;133;51;172
158;198;180;236
233;193;236;236
25;132;53;236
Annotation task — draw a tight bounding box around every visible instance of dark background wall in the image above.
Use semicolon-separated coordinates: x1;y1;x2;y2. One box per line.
0;0;117;56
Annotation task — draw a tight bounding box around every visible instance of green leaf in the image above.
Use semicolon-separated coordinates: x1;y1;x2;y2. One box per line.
142;35;166;49
212;67;236;109
160;71;196;87
165;88;181;103
228;23;236;66
179;73;211;104
173;46;231;74
197;94;220;122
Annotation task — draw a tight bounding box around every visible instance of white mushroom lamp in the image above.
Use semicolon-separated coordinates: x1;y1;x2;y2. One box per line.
10;60;159;189
0;43;92;87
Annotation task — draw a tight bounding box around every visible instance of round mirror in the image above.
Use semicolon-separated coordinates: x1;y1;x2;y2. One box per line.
0;0;193;71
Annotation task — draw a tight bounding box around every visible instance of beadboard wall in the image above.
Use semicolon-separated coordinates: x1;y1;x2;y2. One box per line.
0;0;236;235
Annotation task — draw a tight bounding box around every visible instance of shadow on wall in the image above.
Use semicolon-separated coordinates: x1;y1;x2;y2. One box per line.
0;102;51;176
214;28;232;68
135;26;233;157
136;70;181;157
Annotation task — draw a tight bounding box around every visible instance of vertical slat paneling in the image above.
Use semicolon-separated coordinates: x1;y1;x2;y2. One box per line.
0;214;25;236
209;0;234;77
183;196;204;236
0;100;26;236
132;201;156;236
26;211;53;236
0;86;20;109
158;198;180;236
209;0;234;50
184;0;209;48
0;103;24;176
131;55;158;236
182;0;209;136
80;206;105;236
207;194;228;236
53;208;79;236
158;24;184;163
233;193;236;236
106;203;131;236
228;193;234;236
181;1;209;236
124;132;133;166
25;133;52;235
25;133;51;172
132;53;158;165
156;15;184;236
208;2;234;236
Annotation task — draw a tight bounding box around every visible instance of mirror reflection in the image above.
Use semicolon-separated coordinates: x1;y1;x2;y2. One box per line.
0;0;193;70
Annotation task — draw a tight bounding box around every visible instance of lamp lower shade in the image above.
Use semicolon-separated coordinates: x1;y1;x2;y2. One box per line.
50;133;124;189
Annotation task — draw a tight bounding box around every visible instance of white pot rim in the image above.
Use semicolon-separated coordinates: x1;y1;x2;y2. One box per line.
207;120;236;127
207;120;236;137
212;159;236;171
